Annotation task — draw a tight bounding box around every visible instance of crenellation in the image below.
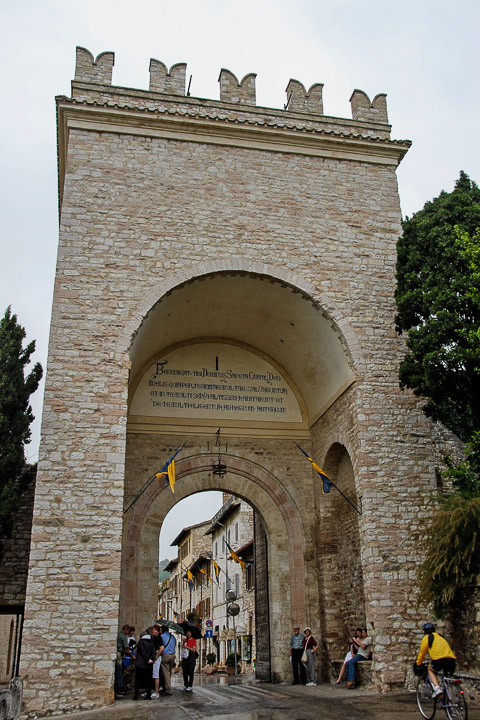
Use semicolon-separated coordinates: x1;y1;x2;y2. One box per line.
74;47;114;85
218;68;256;105
285;79;324;114
350;89;388;124
149;59;187;95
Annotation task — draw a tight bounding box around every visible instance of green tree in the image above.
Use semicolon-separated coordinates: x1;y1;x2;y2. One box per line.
397;175;480;619
418;433;480;618
456;225;480;369
395;171;480;442
418;494;480;618
444;431;480;498
0;307;42;534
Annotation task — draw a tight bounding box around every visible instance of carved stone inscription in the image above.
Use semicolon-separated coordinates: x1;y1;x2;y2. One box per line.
130;343;303;423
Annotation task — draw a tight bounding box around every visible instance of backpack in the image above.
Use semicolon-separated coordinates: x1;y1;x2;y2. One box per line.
428;632;445;649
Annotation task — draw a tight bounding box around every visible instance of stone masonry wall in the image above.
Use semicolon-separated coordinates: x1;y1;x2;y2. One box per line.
19;51;456;716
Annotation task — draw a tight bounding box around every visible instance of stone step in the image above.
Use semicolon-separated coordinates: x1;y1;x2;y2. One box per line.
330;660;373;686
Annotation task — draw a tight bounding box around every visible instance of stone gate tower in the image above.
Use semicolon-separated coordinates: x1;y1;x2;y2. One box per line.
19;47;449;717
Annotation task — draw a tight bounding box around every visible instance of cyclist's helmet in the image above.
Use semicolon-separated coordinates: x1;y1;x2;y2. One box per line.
422;623;435;634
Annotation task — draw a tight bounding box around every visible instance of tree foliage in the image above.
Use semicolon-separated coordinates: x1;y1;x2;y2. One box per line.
456;226;480;369
0;307;42;534
419;434;480;617
395;171;480;441
444;431;480;499
418;495;480;618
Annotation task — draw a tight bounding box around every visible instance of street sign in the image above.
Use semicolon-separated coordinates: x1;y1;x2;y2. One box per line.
205;629;213;638
205;619;213;628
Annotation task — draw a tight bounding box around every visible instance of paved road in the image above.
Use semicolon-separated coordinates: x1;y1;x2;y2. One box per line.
63;675;478;720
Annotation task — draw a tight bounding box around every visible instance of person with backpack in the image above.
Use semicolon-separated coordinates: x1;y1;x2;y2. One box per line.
415;623;456;698
133;628;156;700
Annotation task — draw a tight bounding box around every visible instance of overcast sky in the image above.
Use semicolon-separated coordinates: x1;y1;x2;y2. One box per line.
1;0;478;552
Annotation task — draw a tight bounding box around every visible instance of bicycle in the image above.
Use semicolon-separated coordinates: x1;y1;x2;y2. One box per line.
414;663;468;720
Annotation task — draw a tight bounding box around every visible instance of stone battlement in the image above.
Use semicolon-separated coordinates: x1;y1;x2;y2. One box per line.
73;47;390;126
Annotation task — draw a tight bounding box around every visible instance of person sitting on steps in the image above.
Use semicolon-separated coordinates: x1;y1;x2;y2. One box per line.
335;628;362;685
346;627;372;688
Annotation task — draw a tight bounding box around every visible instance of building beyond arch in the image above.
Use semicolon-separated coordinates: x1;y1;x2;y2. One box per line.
17;48;457;717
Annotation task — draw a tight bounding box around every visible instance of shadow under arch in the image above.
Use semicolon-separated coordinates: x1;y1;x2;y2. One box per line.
316;442;365;679
116;259;367;377
122;452;307;682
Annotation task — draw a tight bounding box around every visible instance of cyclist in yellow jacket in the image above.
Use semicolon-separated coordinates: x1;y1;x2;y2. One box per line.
416;623;456;699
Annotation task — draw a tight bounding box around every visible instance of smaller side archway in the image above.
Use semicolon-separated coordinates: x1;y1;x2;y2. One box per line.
315;443;365;678
122;453;309;682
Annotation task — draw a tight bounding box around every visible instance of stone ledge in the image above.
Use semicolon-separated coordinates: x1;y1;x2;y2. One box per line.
456;673;480;705
330;659;373;686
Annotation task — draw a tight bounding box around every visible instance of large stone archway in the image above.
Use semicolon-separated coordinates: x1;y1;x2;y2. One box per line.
122;453;308;682
19;46;456;718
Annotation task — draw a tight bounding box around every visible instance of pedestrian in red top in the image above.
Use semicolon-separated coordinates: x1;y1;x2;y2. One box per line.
181;630;198;691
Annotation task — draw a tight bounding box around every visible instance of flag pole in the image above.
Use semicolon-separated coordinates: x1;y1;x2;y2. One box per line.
294;443;363;516
123;443;185;514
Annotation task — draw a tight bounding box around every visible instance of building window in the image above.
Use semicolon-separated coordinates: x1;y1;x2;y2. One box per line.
235;573;240;596
245;563;254;591
235;522;238;542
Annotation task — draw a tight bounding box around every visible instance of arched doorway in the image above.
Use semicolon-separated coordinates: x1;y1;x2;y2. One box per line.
122;453;308;682
120;267;361;683
316;443;365;678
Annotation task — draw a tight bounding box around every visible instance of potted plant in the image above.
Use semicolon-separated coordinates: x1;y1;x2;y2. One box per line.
204;652;218;674
225;652;241;675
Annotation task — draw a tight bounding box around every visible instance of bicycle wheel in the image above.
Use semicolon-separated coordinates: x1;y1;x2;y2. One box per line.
416;676;436;719
444;682;467;720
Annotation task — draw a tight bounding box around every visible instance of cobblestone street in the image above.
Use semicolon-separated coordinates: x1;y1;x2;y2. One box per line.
58;675;479;720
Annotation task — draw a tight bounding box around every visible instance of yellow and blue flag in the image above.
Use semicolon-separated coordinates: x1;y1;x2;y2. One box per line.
187;568;195;589
212;558;220;581
295;443;333;494
156;443;185;493
195;563;213;585
225;540;246;568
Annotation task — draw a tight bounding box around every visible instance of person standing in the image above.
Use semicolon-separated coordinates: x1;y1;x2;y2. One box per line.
151;624;163;699
289;625;306;685
115;624;131;696
159;625;177;696
303;627;319;686
181;630;198;691
133;628;156;700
